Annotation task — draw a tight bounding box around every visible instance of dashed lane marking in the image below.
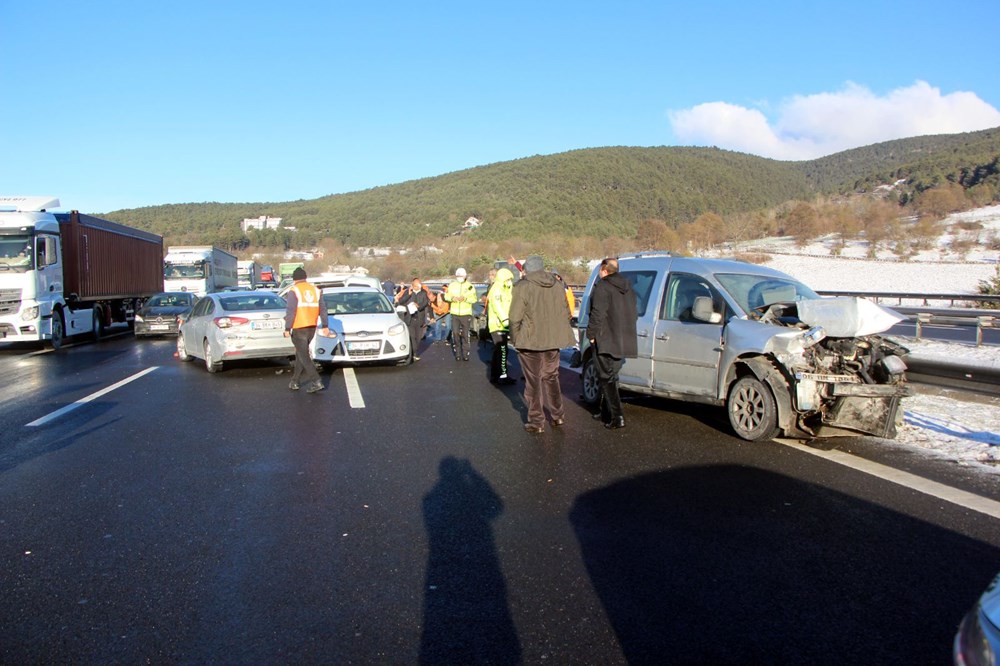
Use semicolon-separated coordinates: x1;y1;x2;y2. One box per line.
778;439;1000;520
25;367;160;427
343;367;366;408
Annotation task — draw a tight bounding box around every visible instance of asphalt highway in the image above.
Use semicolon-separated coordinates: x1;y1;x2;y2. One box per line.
2;332;999;664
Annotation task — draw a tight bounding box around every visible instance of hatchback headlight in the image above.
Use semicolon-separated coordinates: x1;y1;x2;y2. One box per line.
21;306;39;321
388;323;406;336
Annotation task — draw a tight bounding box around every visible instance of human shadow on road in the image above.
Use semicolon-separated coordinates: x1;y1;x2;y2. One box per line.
569;464;1000;665
420;457;521;665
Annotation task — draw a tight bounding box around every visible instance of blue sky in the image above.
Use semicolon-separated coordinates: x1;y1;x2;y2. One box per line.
3;1;999;214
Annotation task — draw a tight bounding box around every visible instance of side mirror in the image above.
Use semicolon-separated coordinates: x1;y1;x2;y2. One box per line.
692;296;722;324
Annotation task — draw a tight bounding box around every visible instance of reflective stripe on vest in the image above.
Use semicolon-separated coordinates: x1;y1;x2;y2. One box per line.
291;282;321;329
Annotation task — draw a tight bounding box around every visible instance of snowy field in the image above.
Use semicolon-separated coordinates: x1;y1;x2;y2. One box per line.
733;206;1000;472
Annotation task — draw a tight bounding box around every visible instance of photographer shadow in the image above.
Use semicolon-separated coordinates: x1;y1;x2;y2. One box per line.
420;457;521;665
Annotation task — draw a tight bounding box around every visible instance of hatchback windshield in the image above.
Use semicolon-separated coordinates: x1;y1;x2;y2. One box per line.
323;291;393;315
715;273;819;315
219;294;287;312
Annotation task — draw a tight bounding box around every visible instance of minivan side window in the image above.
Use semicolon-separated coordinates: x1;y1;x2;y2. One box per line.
620;270;658;317
660;273;724;322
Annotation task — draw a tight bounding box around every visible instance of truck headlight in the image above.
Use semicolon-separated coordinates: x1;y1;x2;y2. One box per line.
21;306;39;321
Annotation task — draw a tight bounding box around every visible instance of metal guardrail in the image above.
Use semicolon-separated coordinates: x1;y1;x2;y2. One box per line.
816;291;998;346
816;290;1000;307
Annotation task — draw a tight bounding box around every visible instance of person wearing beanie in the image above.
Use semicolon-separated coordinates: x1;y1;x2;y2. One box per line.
508;255;576;433
283;267;330;393
444;267;478;361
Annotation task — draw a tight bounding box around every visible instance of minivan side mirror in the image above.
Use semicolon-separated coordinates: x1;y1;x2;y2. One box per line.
692;296;722;324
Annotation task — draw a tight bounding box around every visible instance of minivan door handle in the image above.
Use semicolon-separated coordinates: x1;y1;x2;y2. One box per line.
637;330;649;338
656;334;669;340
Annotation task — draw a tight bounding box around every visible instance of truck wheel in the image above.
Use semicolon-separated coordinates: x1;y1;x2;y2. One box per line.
581;355;600;405
204;340;222;373
727;375;780;442
91;308;105;341
48;310;65;350
176;333;192;361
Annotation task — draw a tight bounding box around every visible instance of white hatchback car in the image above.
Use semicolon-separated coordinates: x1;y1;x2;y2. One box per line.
177;291;293;373
310;286;410;367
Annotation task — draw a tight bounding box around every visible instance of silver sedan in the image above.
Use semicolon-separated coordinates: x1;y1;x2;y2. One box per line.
177;291;293;373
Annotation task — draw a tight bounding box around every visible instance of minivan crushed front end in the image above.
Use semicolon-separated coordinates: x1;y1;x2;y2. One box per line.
729;297;913;439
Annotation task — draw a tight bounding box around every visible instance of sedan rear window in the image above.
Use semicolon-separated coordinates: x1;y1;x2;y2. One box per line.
219;294;287;311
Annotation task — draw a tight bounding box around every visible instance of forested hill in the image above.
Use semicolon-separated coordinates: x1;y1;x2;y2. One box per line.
104;127;1000;247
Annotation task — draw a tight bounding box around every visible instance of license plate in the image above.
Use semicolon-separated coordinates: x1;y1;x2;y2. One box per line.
252;319;283;330
348;341;380;351
150;324;169;331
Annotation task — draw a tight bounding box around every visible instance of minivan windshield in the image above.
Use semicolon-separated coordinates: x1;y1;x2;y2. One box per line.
715;273;820;315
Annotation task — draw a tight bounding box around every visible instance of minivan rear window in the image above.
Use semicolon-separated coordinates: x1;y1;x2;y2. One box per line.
621;270;659;317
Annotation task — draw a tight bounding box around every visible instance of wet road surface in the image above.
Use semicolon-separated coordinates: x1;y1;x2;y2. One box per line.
2;333;999;663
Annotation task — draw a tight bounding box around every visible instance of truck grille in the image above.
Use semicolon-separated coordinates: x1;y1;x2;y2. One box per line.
0;288;21;316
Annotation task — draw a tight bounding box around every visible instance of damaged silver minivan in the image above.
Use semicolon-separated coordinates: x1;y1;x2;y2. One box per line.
576;252;913;441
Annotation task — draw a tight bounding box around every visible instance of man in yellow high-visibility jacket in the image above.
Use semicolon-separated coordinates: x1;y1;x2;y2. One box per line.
283;267;330;393
444;267;479;361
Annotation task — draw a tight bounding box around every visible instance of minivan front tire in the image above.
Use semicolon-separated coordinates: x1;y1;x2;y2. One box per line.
727;375;780;441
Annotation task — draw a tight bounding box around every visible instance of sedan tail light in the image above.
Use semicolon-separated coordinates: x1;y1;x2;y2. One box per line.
214;316;251;328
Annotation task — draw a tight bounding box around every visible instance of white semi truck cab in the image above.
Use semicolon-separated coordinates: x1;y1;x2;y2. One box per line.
0;196;164;348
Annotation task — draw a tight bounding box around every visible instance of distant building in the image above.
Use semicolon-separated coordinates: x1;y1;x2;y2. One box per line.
242;215;283;232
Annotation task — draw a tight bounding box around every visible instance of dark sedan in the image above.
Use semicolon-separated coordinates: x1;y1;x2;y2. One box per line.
134;292;197;337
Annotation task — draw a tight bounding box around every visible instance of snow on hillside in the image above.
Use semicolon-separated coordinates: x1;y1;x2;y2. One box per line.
728;206;1000;472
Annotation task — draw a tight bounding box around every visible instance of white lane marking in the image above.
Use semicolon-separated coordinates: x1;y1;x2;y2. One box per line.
343;367;366;409
778;439;1000;520
25;367;160;427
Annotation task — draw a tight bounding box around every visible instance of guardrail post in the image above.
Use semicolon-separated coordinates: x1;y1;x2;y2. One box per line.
916;313;932;340
977;316;994;347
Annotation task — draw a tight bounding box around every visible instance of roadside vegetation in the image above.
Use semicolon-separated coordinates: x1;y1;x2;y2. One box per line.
103;127;1000;284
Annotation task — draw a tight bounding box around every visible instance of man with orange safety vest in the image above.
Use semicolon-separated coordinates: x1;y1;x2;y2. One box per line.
283;267;330;393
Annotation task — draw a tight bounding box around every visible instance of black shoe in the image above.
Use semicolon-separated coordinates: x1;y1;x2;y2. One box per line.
306;381;325;393
551;418;565;427
604;416;625;430
463;356;470;361
592;412;606;421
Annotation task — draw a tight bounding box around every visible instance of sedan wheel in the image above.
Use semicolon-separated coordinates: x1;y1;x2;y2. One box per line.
176;333;192;361
204;339;222;373
727;375;780;441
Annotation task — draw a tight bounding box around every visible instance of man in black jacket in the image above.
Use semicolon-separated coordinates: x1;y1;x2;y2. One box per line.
587;258;638;429
396;278;430;361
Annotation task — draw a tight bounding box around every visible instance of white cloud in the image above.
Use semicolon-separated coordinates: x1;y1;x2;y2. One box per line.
668;81;1000;160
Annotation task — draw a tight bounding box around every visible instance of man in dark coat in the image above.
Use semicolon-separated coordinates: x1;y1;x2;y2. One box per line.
587;257;638;429
508;256;577;433
397;278;430;361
